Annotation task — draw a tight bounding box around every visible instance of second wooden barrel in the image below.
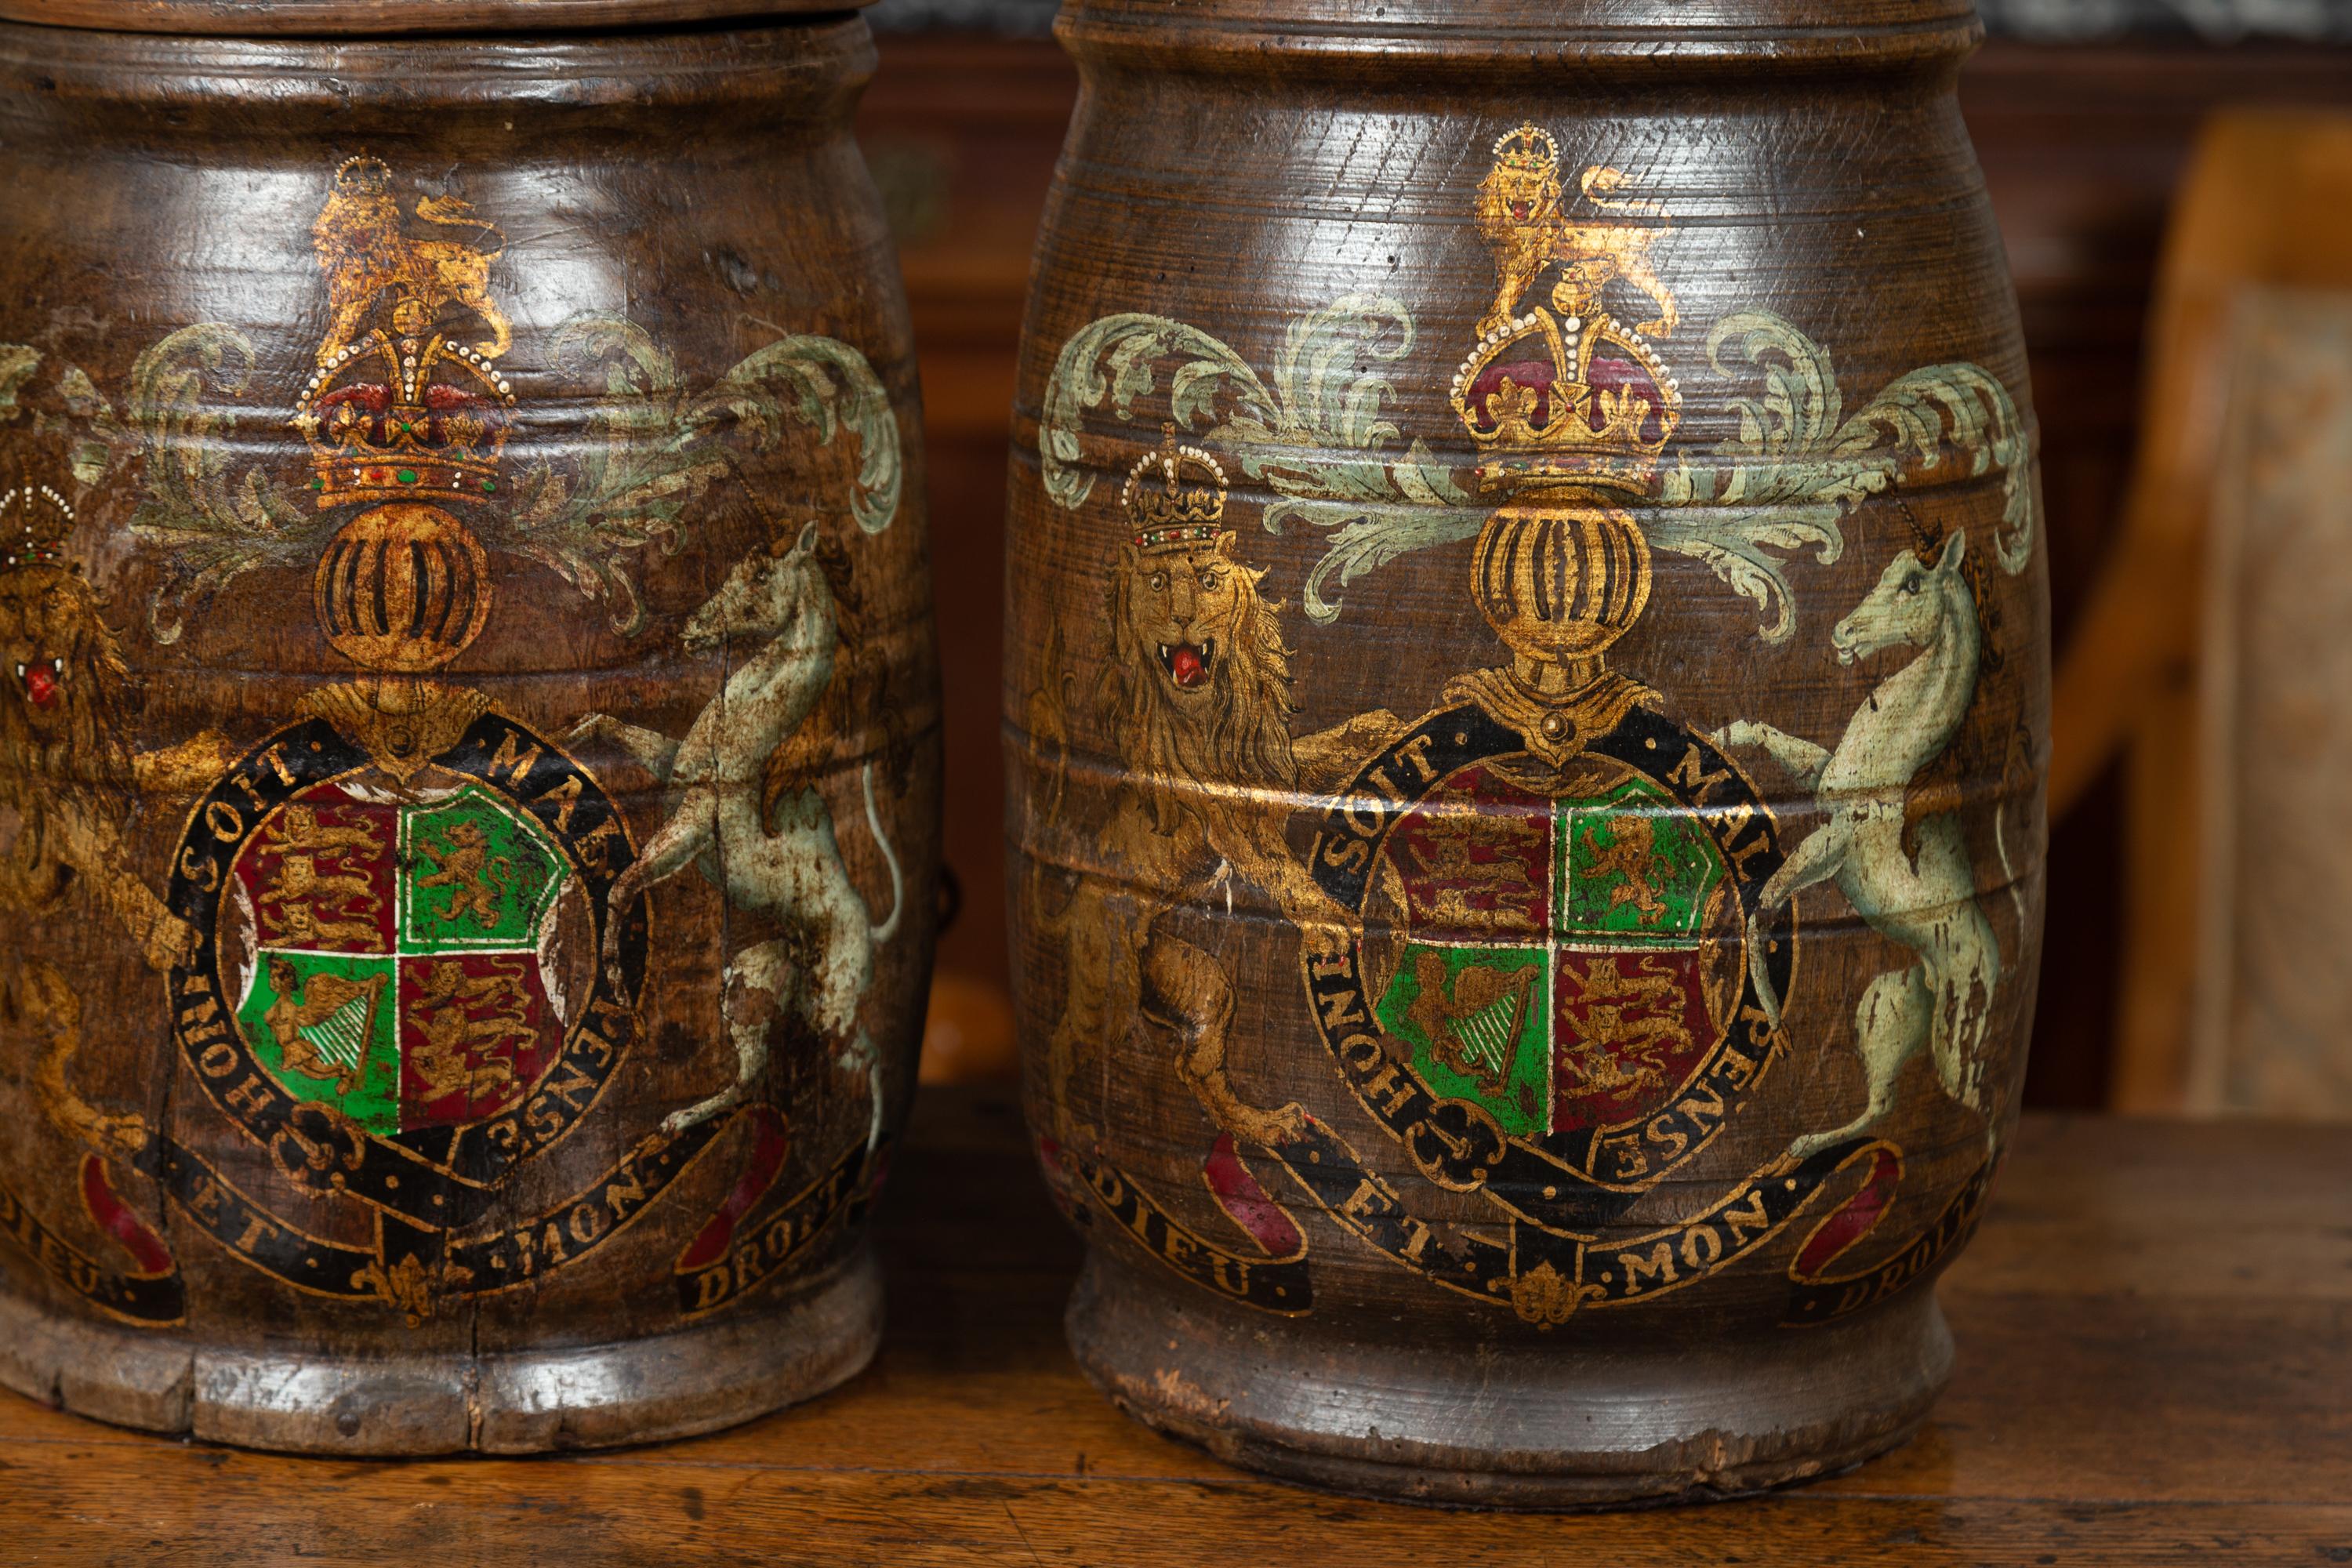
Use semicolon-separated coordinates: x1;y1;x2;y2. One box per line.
1006;0;2047;1507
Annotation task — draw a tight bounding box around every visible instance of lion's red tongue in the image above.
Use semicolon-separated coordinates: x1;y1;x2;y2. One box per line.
22;662;58;708
1170;644;1207;688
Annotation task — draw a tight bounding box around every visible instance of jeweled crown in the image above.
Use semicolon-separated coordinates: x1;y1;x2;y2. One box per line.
332;154;394;196
294;295;517;510
0;474;76;572
1493;124;1560;179
1451;309;1681;495
1122;424;1228;552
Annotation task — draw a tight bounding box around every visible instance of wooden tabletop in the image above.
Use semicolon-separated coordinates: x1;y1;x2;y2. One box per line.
2;1090;2346;1566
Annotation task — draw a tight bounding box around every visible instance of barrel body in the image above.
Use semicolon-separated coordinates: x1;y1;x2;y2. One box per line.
0;16;938;1454
1006;0;2046;1507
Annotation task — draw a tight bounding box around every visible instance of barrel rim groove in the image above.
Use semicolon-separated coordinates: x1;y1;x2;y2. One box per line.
0;0;874;38
0;11;877;113
1054;3;1985;82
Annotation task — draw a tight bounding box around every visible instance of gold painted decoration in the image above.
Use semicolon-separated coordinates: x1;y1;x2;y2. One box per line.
312;503;496;673
1025;123;2040;1325
312;154;514;370
0;154;911;1334
42;166;902;648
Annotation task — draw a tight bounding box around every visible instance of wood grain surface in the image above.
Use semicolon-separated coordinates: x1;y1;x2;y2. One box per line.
853;31;2352;1114
0;14;938;1454
999;0;2045;1504
0;0;864;34
1;1088;2343;1565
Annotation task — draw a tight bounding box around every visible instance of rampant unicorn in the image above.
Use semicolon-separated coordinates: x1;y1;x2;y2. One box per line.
1711;531;2016;1159
567;521;904;1147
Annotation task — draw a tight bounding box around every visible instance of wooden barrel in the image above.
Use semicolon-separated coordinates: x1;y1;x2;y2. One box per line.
0;3;938;1454
1005;0;2046;1507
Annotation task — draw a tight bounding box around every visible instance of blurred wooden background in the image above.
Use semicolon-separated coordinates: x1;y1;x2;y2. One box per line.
854;26;2352;1106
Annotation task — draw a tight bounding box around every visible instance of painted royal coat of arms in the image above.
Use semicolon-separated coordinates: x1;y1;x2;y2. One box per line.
0;153;918;1334
1021;123;2033;1327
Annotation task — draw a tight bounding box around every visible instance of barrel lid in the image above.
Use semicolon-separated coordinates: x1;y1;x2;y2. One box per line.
0;0;869;34
1057;0;1984;70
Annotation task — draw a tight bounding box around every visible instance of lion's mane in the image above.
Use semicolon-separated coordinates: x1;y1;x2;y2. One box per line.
1474;159;1563;303
0;568;139;906
1108;554;1299;837
312;184;406;288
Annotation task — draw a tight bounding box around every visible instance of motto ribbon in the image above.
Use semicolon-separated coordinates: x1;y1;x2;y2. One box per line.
1045;1135;1313;1316
1784;1147;1994;1327
0;1157;184;1328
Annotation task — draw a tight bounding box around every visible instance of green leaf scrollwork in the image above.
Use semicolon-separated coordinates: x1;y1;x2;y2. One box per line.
1044;294;2034;640
510;316;903;636
110;325;322;645
0;344;40;424
1658;308;2034;641
40;315;901;644
1040;294;1482;624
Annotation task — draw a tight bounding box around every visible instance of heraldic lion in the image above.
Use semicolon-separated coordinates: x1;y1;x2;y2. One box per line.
1027;529;1396;1149
1474;129;1679;342
312;155;511;367
0;558;207;974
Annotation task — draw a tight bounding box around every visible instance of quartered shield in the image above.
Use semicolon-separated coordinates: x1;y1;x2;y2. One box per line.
229;779;577;1136
1368;753;1742;1156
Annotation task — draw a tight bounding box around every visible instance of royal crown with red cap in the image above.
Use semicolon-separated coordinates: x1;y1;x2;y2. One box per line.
292;156;518;512
1122;424;1229;553
1493;122;1562;182
0;473;76;572
1;476;81;713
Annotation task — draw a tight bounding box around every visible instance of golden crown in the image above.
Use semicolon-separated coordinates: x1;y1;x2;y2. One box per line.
332;154;394;195
1451;308;1680;495
1122;424;1228;552
1492;124;1561;179
0;474;76;572
293;296;517;510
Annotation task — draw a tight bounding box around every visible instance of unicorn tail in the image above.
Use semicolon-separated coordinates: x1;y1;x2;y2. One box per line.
1994;800;2027;964
1581;165;1668;218
1993;718;2034;961
862;760;905;945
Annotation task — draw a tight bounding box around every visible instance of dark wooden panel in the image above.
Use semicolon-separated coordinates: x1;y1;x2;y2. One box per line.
859;38;1075;1026
1963;40;2352;1107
